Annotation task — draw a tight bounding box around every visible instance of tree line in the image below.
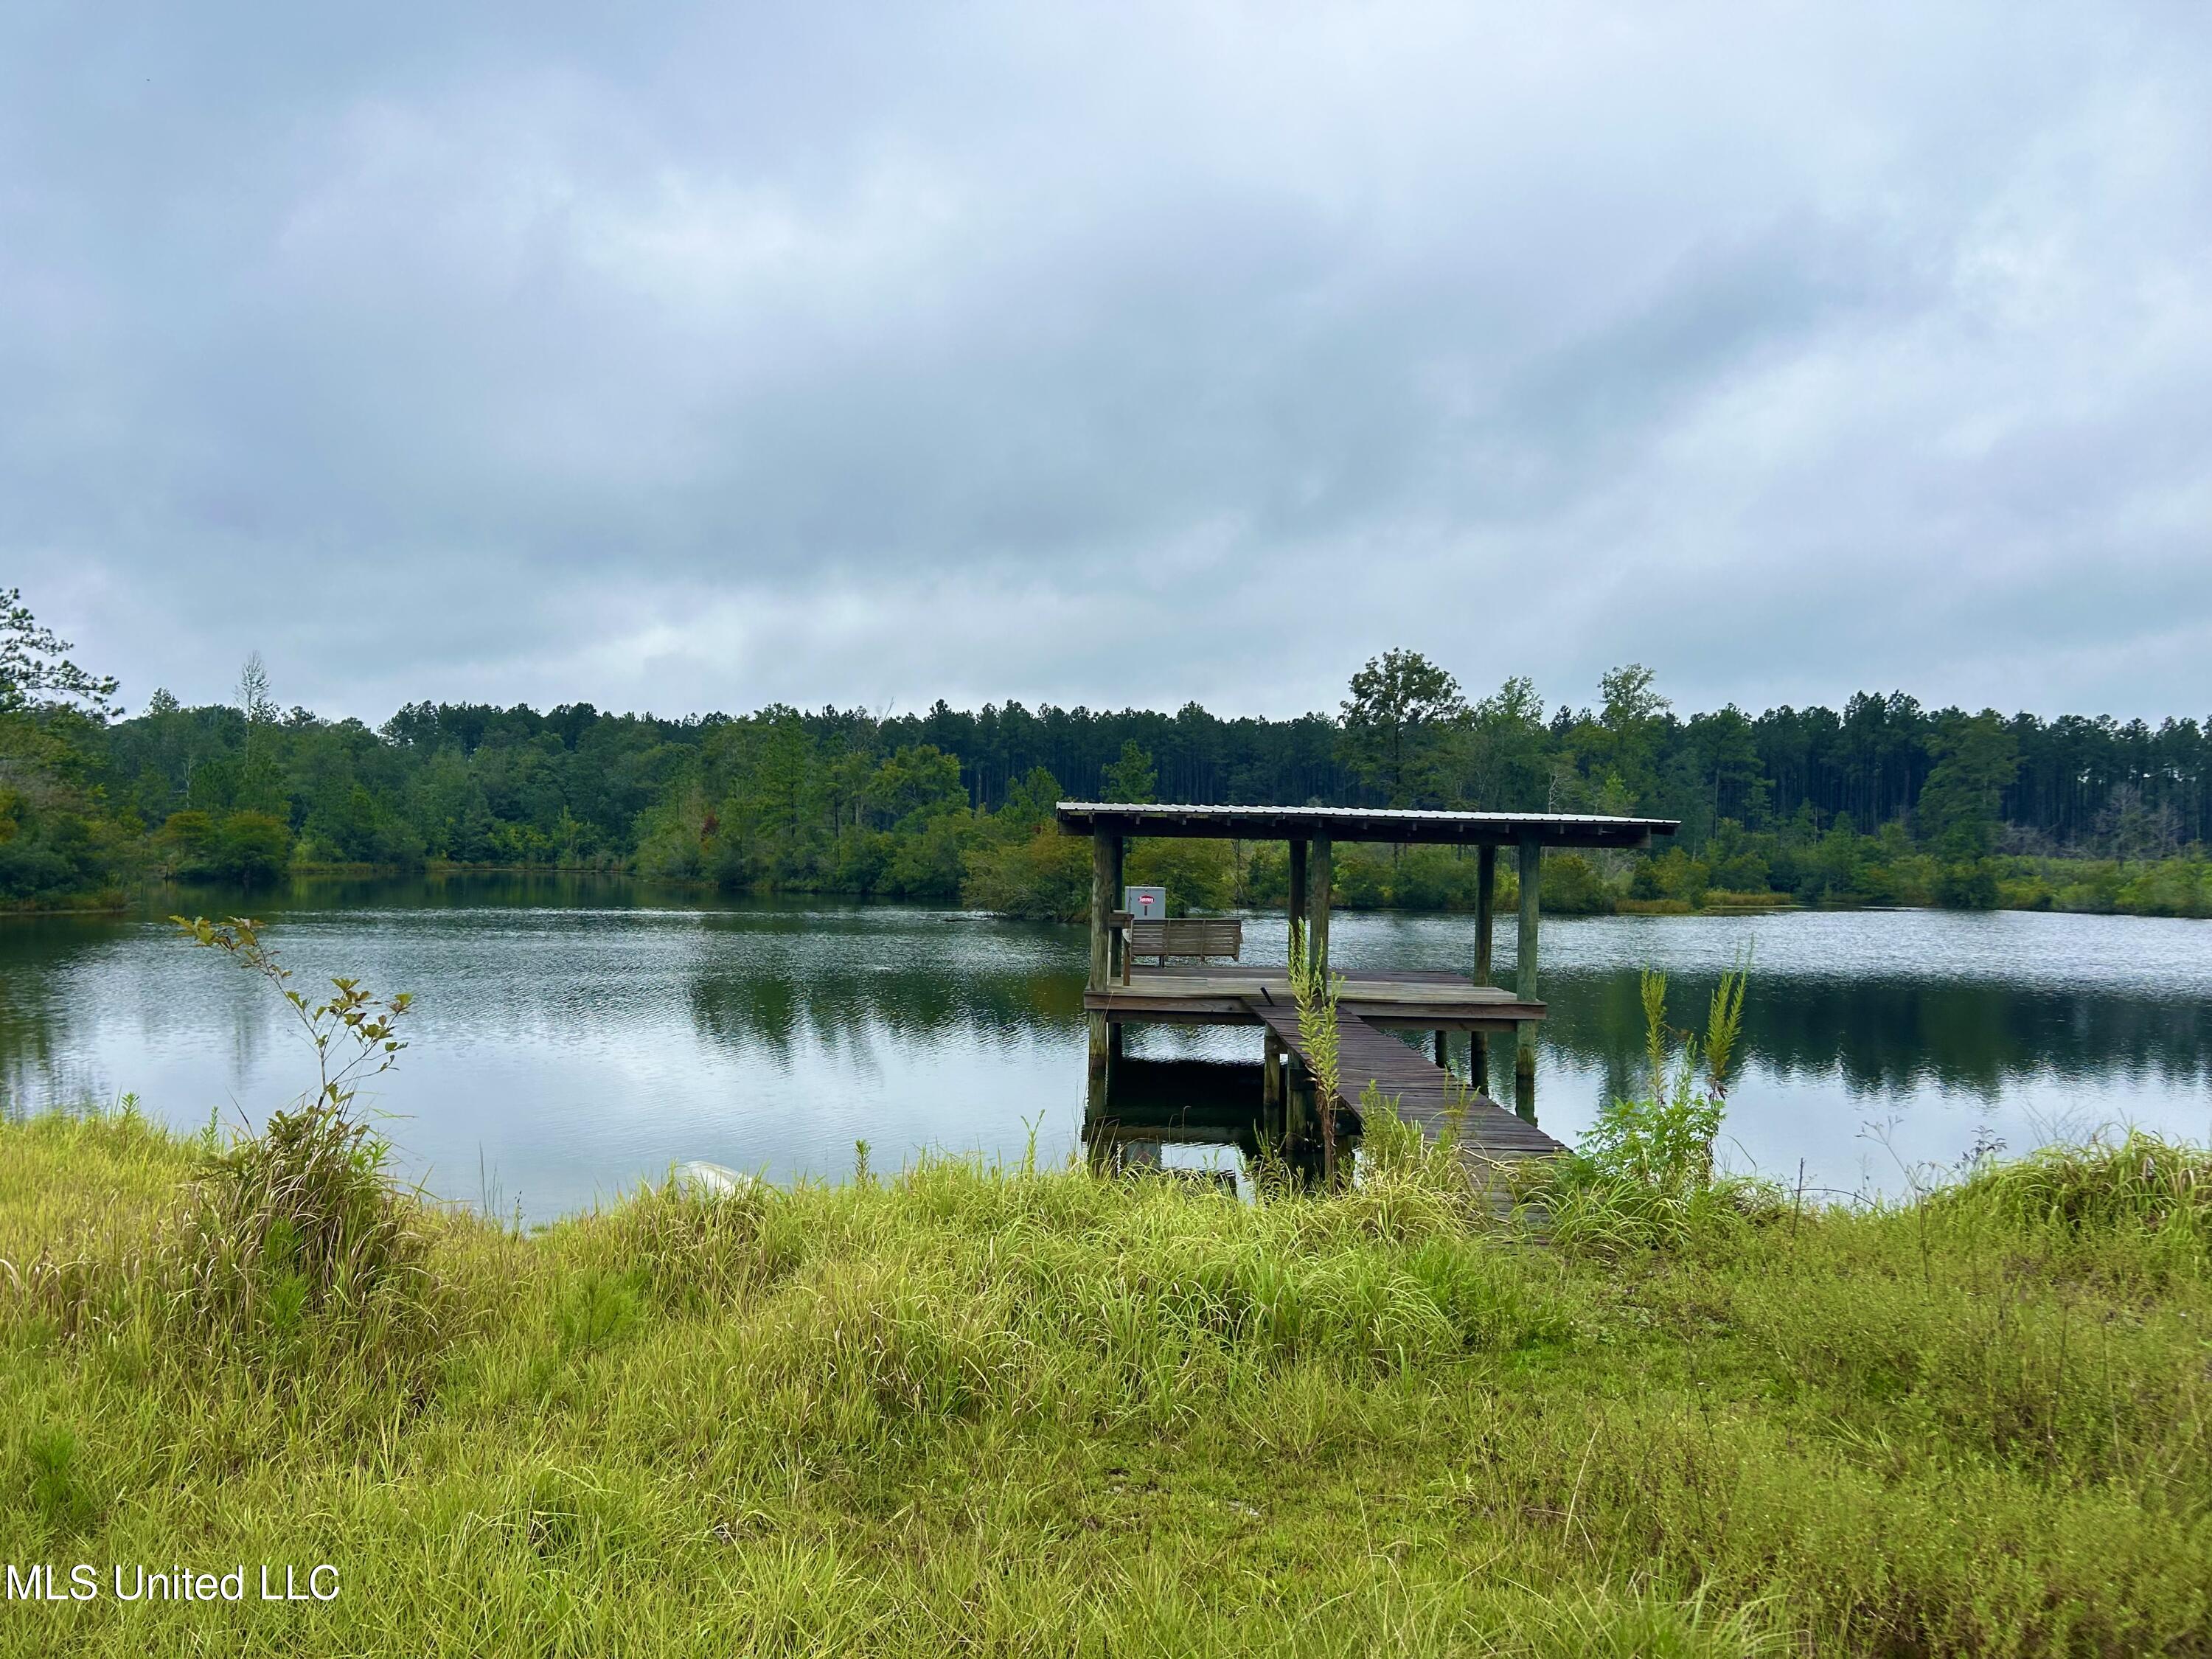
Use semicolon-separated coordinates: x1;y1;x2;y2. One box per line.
4;594;2210;918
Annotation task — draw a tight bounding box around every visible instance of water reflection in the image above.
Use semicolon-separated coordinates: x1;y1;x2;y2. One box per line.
1545;973;2212;1102
0;880;2208;1219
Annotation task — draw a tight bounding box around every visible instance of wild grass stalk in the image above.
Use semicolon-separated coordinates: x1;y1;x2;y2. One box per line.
1288;926;1347;1186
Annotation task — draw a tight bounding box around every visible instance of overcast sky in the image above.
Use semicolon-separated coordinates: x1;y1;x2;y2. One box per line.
7;2;2209;726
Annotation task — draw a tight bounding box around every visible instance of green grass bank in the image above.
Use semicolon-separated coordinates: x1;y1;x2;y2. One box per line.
2;1107;2209;1658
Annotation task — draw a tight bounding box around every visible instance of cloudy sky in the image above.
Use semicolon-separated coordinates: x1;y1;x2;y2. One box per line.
6;2;2209;726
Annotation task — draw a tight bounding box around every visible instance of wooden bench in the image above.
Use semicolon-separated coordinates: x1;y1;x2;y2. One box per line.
1116;914;1243;983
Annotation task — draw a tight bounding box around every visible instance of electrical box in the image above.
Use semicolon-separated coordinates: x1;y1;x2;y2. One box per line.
1124;886;1166;919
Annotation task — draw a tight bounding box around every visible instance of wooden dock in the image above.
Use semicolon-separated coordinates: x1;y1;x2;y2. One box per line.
1080;963;1567;1165
1242;995;1567;1163
1057;801;1679;1177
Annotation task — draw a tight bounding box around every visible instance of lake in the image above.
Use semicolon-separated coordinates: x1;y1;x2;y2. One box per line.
4;876;2210;1221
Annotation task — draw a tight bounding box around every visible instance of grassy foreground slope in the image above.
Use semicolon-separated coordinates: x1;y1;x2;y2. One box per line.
2;1110;2209;1658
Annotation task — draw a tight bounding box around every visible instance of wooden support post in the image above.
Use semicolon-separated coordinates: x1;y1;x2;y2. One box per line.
1286;1060;1313;1144
1471;843;1496;1094
1287;838;1308;961
1433;1029;1448;1070
1514;832;1540;1123
1262;1029;1284;1142
1089;832;1116;992
1108;835;1127;981
1310;835;1332;977
1088;831;1118;1115
1475;844;1497;982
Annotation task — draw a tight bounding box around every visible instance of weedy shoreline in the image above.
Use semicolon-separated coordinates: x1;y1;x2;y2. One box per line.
1;1103;2208;1658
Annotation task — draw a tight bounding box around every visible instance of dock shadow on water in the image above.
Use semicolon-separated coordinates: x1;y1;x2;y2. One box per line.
1082;1056;1348;1194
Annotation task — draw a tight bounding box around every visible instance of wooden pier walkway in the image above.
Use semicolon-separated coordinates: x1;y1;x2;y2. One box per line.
1242;993;1566;1164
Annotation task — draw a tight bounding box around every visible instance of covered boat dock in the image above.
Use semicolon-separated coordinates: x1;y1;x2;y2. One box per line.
1055;802;1680;1169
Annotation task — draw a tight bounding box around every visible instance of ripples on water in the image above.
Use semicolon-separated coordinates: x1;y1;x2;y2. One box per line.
4;877;2209;1220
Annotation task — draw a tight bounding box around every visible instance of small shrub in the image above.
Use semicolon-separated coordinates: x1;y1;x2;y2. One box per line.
176;1097;423;1334
1577;965;1742;1194
1537;961;1753;1251
167;917;441;1368
1540;852;1615;914
1934;859;2000;910
960;830;1088;920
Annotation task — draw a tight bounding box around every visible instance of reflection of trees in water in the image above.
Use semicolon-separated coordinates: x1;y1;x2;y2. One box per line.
10;893;2212;1121
1542;970;2212;1102
0;973;63;1113
684;967;1085;1058
0;919;295;1121
683;960;2212;1107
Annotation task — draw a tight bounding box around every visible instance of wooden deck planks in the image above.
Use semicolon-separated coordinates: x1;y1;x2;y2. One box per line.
1243;995;1565;1163
1085;964;1548;1029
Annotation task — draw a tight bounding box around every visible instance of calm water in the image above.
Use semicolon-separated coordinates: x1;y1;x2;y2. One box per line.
4;877;2210;1220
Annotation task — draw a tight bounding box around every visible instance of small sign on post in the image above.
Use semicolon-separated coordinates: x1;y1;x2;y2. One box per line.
1124;886;1166;919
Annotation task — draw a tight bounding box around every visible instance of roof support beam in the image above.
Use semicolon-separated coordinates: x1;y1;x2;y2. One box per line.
1310;835;1332;978
1054;802;1677;850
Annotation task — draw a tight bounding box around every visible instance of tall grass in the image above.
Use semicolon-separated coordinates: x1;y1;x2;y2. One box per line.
1952;1131;2211;1242
7;927;2207;1651
1528;961;1774;1253
1288;924;1346;1186
4;1098;2209;1655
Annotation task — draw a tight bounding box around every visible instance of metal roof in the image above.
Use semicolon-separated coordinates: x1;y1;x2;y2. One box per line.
1054;801;1677;849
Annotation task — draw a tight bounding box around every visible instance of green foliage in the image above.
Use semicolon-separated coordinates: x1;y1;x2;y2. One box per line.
164;919;434;1367
1340;648;1466;805
1917;712;2020;863
1587;661;1672;811
1454;675;1552;810
212;808;293;883
1576;966;1742;1195
1933;858;2000;910
1380;845;1492;910
0;591;125;905
22;1422;97;1535
1538;850;1614;915
995;765;1064;833
961;827;1090;920
1992;852;2212;919
1101;740;1158;802
18;621;2212;918
1127;837;1237;914
0;790;115;903
1288;927;1346;1185
5;1104;2211;1655
1950;1132;2210;1245
0;587;117;718
1537;964;1756;1251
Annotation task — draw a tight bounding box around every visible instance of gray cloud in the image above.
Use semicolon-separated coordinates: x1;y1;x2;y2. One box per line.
6;1;2210;723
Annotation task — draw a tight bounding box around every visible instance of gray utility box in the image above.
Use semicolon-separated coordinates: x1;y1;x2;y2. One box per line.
1123;886;1166;919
